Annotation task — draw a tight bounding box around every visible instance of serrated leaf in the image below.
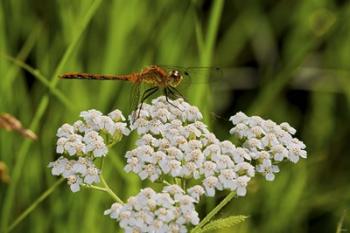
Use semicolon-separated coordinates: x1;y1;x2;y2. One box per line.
196;215;248;233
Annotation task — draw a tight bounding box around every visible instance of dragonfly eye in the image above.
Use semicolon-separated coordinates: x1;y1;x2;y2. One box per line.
168;70;182;87
171;70;180;77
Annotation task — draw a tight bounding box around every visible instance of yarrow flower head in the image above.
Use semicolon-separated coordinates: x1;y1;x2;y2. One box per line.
48;156;100;192
49;108;129;192
104;185;199;233
229;112;307;180
126;97;255;197
55;109;129;158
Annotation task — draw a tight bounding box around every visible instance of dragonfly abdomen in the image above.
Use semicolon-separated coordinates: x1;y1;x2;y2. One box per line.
60;72;138;83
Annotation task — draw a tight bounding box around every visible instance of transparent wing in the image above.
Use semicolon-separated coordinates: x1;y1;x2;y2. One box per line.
160;66;222;84
161;65;348;92
129;82;141;116
160;65;258;90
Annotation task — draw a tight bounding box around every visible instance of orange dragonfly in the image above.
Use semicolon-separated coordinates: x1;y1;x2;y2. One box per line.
61;65;199;120
61;65;185;106
60;65;221;120
60;65;221;116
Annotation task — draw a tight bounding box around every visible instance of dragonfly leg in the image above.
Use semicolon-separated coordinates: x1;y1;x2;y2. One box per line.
168;86;186;101
164;88;182;110
166;88;178;100
136;87;159;119
166;87;177;99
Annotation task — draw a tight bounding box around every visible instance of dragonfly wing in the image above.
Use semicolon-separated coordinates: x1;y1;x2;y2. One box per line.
160;66;258;90
129;82;141;119
160;66;223;85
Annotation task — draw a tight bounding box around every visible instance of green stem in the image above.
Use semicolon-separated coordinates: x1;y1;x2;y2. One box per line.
336;210;347;233
100;157;105;170
182;179;187;191
175;178;182;187
6;178;65;233
107;140;117;148
191;191;236;233
84;184;107;192
100;175;124;204
163;180;172;186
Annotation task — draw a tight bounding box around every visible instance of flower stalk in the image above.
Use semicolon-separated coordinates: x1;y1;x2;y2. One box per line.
191;191;236;233
101;175;123;204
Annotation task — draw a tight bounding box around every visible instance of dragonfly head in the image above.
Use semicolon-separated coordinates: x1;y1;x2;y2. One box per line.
168;70;183;87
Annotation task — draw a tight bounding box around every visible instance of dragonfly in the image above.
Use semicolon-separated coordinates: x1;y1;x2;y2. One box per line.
60;65;221;118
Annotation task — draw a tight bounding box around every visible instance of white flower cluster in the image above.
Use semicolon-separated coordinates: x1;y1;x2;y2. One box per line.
50;109;130;192
48;156;100;192
50;97;308;233
229;112;307;181
56;109;130;157
200;141;255;196
125;97;255;197
104;185;199;233
129;96;203;134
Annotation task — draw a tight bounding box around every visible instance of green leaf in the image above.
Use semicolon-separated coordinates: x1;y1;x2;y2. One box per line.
196;215;248;233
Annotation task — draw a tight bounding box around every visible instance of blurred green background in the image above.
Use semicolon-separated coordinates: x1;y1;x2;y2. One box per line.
0;0;349;232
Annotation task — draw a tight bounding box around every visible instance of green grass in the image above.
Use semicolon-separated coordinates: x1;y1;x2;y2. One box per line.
1;0;350;233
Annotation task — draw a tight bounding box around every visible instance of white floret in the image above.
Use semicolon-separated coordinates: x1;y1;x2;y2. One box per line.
56;123;75;138
83;131;108;157
187;185;205;202
108;109;126;122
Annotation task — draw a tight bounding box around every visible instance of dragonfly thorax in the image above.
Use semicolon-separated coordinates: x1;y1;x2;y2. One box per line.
167;70;183;87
